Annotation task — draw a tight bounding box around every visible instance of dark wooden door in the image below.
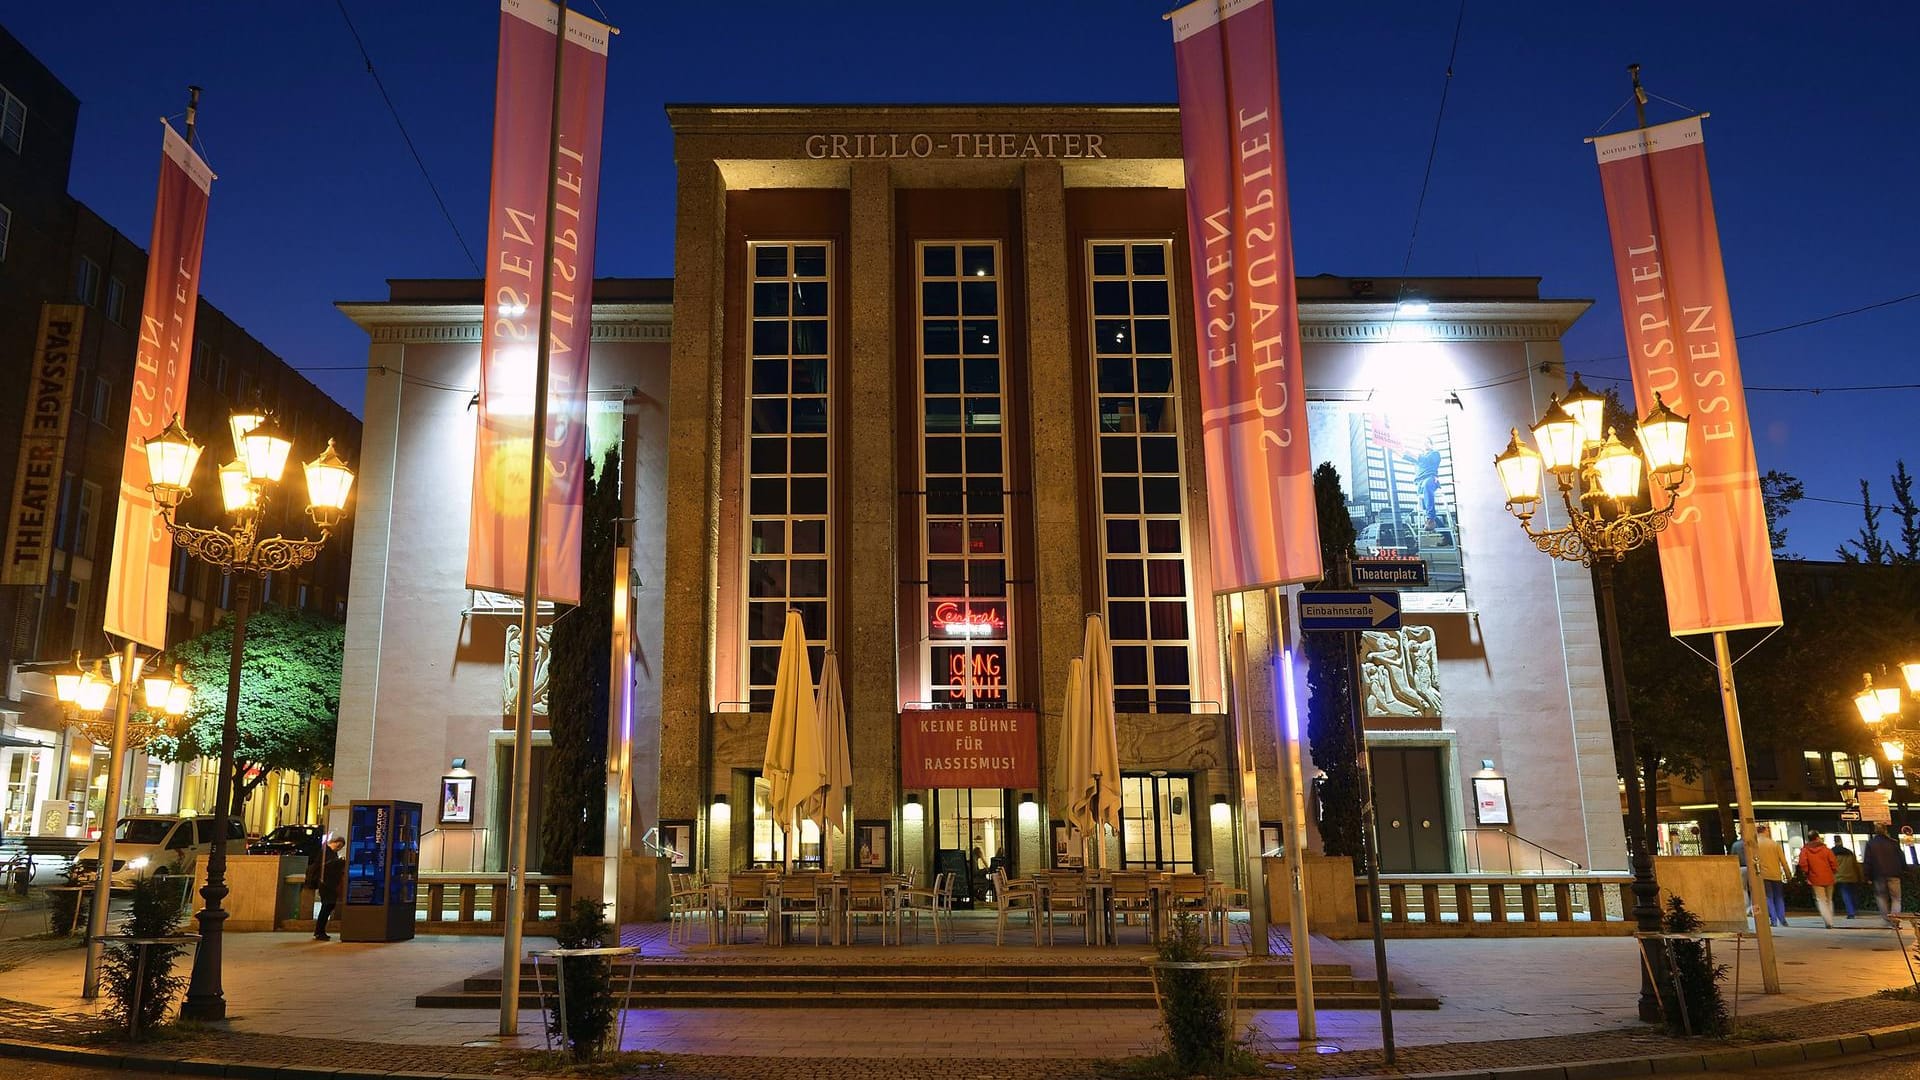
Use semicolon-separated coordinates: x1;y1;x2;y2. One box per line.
1370;746;1450;873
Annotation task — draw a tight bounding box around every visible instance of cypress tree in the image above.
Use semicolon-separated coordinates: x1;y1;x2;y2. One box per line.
1304;462;1363;862
539;450;619;874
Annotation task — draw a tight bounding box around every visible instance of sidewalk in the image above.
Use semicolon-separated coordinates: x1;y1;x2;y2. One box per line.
0;915;1917;1077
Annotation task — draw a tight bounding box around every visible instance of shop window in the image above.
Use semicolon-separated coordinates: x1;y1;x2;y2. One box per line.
1088;241;1195;714
918;241;1013;706
1120;773;1195;873
742;242;833;710
1308;399;1465;611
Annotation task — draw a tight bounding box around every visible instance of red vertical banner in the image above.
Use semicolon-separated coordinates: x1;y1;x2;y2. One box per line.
1595;117;1781;634
103;124;213;649
1171;0;1321;592
467;0;612;605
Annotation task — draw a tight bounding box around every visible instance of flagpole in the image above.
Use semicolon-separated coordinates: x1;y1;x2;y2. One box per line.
1262;587;1314;1037
499;0;570;1038
1621;61;1779;996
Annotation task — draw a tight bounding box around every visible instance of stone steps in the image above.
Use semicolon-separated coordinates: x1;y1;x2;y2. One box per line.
415;958;1440;1010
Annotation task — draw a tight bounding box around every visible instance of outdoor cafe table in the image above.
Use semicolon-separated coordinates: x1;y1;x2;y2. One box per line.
1034;876;1115;946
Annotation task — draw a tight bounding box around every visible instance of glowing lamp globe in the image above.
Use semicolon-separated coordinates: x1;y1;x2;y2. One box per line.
1637;394;1690;476
1493;429;1545;509
1884;739;1907;765
54;653;86;705
143;667;176;711
229;410;266;458
219;460;257;515
77;665;112;713
1877;686;1905;718
303;439;355;528
166;682;192;716
1591;431;1645;501
1530;396;1582;473
238;413;292;483
1858;686;1887;725
1903;662;1920;695
142;415;203;507
1560;373;1607;449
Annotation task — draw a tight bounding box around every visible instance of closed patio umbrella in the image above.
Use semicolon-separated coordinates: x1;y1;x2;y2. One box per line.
805;650;853;871
762;609;824;871
1055;656;1090;859
1075;613;1122;868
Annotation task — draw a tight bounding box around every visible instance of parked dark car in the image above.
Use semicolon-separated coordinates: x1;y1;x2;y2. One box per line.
246;824;324;860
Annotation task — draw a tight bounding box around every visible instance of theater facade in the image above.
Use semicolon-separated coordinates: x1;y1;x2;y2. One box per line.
332;105;1628;894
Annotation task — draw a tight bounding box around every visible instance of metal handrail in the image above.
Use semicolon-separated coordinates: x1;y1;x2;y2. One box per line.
1458;828;1585;874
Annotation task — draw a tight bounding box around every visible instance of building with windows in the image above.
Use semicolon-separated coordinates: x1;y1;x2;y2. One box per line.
331;105;1628;894
0;23;362;839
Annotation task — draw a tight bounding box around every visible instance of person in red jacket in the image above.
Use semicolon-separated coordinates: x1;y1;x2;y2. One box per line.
1798;831;1840;929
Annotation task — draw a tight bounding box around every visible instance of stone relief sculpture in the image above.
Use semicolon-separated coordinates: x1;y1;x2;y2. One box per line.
1361;626;1442;718
503;623;553;717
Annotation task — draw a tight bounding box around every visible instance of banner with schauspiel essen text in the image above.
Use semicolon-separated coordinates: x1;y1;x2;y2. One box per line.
1594;116;1781;634
1171;0;1321;592
103;125;213;649
466;0;612;605
4;304;87;586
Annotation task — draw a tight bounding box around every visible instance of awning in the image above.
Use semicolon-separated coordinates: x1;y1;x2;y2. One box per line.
0;731;50;749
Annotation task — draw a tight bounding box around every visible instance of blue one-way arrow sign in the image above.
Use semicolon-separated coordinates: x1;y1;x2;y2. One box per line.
1298;590;1402;632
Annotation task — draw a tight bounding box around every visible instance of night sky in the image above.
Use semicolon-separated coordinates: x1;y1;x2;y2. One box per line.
7;2;1916;559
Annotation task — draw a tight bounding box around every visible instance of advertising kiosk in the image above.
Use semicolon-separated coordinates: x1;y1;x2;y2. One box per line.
342;799;421;943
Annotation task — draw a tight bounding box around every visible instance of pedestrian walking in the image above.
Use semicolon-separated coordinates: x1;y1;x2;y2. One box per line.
1866;823;1907;924
308;835;347;941
1751;831;1790;928
1832;837;1863;919
1797;831;1839;928
1731;834;1749;918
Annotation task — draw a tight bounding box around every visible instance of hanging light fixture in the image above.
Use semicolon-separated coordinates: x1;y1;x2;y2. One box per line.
1559;372;1608;449
1636;393;1691;477
1590;430;1646;501
302;439;356;528
1530;395;1582;474
1493;429;1545;511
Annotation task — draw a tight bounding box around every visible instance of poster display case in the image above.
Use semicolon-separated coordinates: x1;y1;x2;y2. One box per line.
343;799;421;942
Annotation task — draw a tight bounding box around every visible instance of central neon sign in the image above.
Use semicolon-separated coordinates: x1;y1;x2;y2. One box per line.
933;601;1004;638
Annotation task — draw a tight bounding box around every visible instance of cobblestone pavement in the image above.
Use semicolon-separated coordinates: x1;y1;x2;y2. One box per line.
1;919;1916;1077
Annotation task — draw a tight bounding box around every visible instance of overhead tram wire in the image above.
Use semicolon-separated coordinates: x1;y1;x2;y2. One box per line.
1387;0;1469;329
334;0;484;275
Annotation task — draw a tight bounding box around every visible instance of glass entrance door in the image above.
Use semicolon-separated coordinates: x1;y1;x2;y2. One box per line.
1120;774;1195;872
932;787;1007;907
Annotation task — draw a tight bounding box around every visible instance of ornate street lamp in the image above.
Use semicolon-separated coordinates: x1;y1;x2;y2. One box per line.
1856;669;1920;789
1494;381;1691;1022
143;411;353;1022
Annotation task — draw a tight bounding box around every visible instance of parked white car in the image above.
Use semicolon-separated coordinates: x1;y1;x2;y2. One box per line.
74;814;246;884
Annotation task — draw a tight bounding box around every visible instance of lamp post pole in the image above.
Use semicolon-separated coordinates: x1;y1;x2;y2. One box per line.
179;572;252;1022
1593;558;1665;1022
139;410;352;1023
80;641;138;1000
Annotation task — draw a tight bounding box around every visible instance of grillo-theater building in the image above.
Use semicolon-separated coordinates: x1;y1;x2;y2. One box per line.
331;105;1628;897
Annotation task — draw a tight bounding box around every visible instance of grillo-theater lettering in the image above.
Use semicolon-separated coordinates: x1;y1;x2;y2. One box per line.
804;132;1107;160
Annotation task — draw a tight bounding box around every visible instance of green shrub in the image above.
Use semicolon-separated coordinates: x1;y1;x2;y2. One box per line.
1153;913;1234;1074
1657;896;1729;1037
549;898;618;1061
101;872;190;1037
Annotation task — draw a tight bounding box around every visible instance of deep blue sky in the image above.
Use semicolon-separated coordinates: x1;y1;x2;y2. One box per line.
9;2;1917;559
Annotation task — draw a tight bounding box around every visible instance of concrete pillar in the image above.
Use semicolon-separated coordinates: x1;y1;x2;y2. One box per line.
845;162;898;831
661;161;726;830
1019;161;1084;812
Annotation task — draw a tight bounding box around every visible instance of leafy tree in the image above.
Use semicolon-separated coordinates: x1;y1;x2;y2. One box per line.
1759;470;1804;558
539;451;619;874
1893;461;1920;562
1839;479;1893;564
146;604;344;819
1304;462;1363;863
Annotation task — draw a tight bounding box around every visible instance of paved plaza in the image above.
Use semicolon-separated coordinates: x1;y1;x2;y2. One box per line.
2;912;1918;1065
